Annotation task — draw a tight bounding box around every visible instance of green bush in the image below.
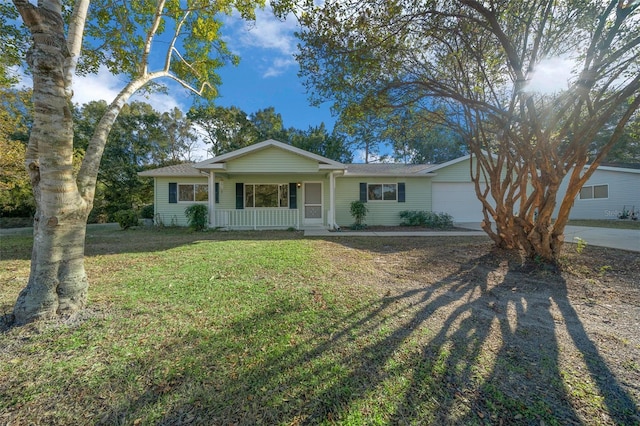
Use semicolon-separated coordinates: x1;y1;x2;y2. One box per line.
399;210;454;229
185;204;208;231
140;204;154;219
350;200;369;230
114;209;139;230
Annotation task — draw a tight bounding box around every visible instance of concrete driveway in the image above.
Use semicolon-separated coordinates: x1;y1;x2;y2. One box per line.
456;222;640;253
561;225;639;252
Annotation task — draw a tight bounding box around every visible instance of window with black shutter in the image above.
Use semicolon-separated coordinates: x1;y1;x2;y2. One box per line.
169;182;177;203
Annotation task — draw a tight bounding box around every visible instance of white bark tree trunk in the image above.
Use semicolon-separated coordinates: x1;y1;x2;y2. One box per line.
12;0;91;324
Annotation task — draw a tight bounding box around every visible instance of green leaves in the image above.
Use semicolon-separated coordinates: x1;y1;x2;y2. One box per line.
0;3;29;86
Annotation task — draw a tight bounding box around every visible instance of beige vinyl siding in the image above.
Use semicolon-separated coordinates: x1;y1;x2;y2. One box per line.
155;176;209;226
334;177;431;226
226;147;320;173
431;157;485;183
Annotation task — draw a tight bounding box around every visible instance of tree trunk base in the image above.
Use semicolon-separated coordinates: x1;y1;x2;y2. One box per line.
13;218;89;325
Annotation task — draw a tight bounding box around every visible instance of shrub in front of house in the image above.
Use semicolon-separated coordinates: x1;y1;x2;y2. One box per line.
114;209;139;230
185;204;208;231
350;200;369;230
399;210;454;229
140;204;154;219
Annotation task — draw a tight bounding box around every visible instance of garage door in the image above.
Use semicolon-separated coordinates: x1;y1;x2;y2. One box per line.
432;182;493;222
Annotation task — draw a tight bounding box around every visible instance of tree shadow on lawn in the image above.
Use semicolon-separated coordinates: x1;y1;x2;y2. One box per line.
101;250;638;425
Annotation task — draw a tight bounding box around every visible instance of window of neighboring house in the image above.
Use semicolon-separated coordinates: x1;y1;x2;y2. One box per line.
245;184;289;208
368;183;397;201
579;184;608;200
178;184;208;202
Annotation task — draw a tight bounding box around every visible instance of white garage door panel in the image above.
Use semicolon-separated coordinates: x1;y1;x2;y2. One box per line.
432;183;492;222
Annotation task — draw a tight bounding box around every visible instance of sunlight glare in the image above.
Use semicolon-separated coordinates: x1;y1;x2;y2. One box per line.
526;57;574;94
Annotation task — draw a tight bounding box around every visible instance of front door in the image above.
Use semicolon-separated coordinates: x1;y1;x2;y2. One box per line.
303;182;323;226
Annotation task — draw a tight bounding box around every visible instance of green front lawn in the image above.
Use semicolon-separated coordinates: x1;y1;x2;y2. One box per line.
1;227;638;425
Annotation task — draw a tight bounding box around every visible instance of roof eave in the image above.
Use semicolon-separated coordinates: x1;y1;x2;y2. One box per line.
319;164;347;170
195;163;227;171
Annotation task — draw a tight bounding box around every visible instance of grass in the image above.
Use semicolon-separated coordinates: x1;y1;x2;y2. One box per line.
1;226;638;425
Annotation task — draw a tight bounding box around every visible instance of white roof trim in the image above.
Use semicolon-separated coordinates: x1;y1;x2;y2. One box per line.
319;164;345;170
424;153;475;173
586;165;640;174
194;139;346;170
205;163;226;170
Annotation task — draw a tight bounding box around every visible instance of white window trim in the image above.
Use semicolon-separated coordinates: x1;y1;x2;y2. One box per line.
244;183;290;208
578;184;609;200
367;183;398;202
178;183;209;203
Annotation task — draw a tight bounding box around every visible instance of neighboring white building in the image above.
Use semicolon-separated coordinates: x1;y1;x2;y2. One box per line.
555;165;640;220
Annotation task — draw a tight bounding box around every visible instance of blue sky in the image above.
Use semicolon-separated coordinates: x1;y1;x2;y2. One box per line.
215;7;337;131
215;48;336;131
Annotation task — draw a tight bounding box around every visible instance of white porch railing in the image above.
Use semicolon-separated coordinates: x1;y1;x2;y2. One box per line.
213;209;300;230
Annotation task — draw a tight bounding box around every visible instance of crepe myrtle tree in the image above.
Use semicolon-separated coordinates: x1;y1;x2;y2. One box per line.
277;0;640;261
5;0;265;325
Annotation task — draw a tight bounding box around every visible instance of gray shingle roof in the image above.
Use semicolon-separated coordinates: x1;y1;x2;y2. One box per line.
139;161;439;177
344;163;436;176
138;163;203;177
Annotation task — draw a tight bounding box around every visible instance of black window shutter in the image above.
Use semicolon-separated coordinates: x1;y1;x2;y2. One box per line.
235;183;244;209
289;183;297;209
169;182;177;203
398;182;406;203
215;182;219;204
359;182;367;202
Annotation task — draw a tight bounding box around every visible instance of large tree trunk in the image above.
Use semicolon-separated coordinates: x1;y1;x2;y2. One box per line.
14;210;90;325
12;0;91;325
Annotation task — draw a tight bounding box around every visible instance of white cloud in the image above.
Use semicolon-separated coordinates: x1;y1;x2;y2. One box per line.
228;6;298;55
131;89;183;113
226;4;300;78
526;57;575;94
263;57;298;78
71;67;122;105
70;66;185;112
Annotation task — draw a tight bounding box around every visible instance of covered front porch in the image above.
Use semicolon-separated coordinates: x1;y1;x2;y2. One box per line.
205;177;340;230
194;140;346;230
212;208;301;230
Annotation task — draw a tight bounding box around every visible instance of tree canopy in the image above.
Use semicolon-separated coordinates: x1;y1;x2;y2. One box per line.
189;104;352;162
284;0;640;260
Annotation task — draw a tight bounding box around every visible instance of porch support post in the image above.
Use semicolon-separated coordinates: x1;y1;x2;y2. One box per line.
208;171;215;227
329;171;336;229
